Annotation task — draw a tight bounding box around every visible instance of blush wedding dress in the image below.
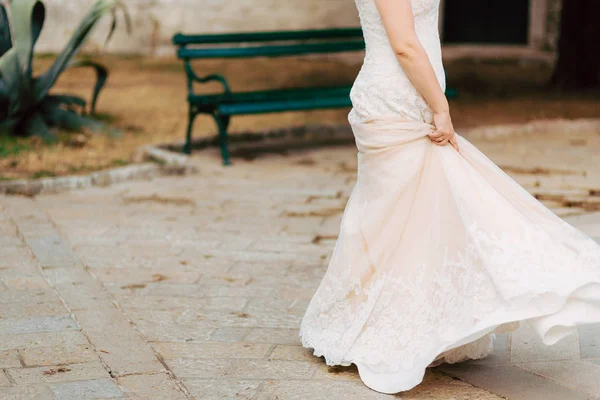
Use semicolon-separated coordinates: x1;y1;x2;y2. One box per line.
299;0;600;394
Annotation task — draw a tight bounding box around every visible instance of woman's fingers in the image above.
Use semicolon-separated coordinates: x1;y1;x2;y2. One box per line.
428;130;447;140
429;131;459;151
432;137;449;146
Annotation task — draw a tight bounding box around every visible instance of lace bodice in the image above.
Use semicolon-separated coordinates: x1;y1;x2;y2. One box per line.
348;0;445;124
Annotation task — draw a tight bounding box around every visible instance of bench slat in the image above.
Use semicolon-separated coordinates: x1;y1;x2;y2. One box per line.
218;96;352;115
173;28;363;45
189;86;352;107
178;40;365;59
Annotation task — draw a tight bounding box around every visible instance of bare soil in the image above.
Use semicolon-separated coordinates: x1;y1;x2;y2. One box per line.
1;55;598;180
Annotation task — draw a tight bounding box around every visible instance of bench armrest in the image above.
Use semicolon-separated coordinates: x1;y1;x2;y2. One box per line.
184;60;231;96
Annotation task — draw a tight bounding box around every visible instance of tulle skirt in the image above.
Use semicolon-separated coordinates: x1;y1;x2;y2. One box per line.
299;118;600;394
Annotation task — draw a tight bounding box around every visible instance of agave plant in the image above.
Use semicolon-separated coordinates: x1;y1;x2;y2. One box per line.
0;0;130;141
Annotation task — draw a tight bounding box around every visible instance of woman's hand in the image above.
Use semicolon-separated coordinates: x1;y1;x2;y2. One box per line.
429;111;459;152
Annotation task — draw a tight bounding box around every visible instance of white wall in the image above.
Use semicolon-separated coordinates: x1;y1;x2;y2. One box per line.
24;0;360;55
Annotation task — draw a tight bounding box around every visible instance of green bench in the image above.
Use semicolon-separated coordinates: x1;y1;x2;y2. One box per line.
173;28;456;165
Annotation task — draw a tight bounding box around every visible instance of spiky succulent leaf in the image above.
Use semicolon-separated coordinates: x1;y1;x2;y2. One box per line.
45;94;87;110
0;0;129;139
0;0;44;129
40;100;104;133
20;110;55;142
0;71;9;121
10;0;45;81
33;0;129;104
65;60;109;114
0;3;12;57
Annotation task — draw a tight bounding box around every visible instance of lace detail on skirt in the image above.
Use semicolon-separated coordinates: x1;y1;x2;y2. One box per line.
299;119;600;394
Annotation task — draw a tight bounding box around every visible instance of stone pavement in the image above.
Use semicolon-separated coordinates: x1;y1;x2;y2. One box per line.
1;125;599;399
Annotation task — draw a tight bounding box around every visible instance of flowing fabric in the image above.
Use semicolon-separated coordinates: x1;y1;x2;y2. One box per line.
299;118;600;394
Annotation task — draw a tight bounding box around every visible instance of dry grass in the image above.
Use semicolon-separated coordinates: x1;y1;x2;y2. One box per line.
1;55;598;180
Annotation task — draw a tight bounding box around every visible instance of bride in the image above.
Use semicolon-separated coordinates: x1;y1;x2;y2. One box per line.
299;0;600;394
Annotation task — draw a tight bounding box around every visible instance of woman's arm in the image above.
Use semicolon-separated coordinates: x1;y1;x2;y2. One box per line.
375;0;458;151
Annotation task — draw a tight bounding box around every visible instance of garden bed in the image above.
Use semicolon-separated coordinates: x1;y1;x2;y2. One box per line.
1;55;598;180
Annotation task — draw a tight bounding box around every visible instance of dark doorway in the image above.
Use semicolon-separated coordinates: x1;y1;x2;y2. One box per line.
442;1;530;44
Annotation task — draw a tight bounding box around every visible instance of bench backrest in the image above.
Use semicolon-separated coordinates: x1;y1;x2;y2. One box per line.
173;28;365;59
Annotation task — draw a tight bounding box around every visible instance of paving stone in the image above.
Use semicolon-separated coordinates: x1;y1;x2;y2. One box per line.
0;385;56;400
20;344;98;367
510;323;580;363
516;360;600;398
7;361;109;384
50;378;124;399
152;342;272;359
0;350;22;369
0;315;79;335
579;323;600;359
255;380;391;400
184;379;263;400
143;282;278;298
249;240;324;254
0;293;68;319
24;235;81;269
402;382;505;400
564;213;600;237
0;370;11;386
117;372;188;400
93;268;202;285
135;321;215;343
43;267;94;286
467;333;510;366
1;275;49;290
245;297;295;312
228;261;290;277
246;328;302;345
74;244;184;269
215;235;255;251
120;295;248;312
197;272;256;287
171;307;303;329
0;235;23;247
209;327;250;342
3;130;599;400
0;331;89;351
12;220;57;239
54;282;114;311
0;250;37;270
73;307;164;376
269;345;320;362
312;363;362;382
438;363;590;400
169;358;317;379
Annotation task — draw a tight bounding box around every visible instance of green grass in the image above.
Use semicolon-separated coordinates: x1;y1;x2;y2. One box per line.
0;136;31;158
31;170;57;179
111;158;129;167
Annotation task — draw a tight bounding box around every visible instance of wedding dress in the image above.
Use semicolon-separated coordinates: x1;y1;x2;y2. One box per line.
299;0;600;394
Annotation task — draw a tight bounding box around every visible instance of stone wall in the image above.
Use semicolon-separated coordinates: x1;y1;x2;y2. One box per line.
24;0;361;55
545;0;562;51
7;0;561;56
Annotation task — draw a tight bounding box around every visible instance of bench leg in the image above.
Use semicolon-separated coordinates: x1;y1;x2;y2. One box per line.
183;108;198;155
214;114;232;166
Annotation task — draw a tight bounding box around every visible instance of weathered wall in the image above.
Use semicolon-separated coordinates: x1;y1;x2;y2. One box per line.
8;0;560;56
28;0;361;55
545;0;562;51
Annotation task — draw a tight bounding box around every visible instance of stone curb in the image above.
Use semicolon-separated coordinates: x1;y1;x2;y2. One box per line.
2;118;597;197
463;118;600;140
0;163;161;197
0;144;195;197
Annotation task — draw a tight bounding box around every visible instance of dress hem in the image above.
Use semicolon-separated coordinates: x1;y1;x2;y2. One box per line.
299;280;600;394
